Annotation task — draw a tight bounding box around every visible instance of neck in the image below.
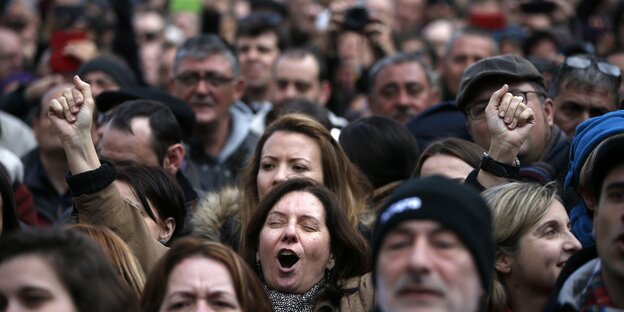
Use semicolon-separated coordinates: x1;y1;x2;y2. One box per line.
39;149;70;195
602;264;624;308
244;85;268;103
506;283;548;312
195;116;231;158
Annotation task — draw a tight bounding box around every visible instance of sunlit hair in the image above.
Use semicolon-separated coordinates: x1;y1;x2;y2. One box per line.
482;182;559;312
239;114;366;243
141;238;272;312
241;178;370;306
69;224;146;297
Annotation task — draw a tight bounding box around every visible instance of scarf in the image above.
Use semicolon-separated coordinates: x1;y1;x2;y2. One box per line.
264;278;327;312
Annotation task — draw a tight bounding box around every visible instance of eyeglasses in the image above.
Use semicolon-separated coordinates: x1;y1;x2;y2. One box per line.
564;55;622;79
466;90;545;120
175;72;235;87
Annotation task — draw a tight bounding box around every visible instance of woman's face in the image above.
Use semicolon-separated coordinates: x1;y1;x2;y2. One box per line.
257;191;334;294
0;255;78;312
159;257;241;312
419;154;474;182
256;131;324;199
503;200;582;293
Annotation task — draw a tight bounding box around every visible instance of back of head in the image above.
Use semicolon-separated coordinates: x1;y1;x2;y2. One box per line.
268;98;333;130
0;227;138;312
340;116;420;188
76;56;138;88
116;165;187;241
69;224;146;298
141;237;272;312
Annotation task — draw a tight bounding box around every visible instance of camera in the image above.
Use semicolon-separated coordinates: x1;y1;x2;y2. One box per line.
343;6;369;32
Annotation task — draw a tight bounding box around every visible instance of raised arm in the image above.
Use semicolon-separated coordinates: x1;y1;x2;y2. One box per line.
476;84;535;188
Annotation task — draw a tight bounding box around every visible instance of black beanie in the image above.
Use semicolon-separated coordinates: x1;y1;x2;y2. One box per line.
371;176;494;292
76;56;138;88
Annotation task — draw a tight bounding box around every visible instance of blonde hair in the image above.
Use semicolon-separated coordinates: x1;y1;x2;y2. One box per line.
482;182;558;312
69;224;146;297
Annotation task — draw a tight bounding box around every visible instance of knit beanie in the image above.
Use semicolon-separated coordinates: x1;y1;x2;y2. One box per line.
564;110;624;192
76;56;138;88
371;176;494;291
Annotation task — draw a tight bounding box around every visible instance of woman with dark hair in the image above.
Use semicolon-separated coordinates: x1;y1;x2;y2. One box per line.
413;137;486;182
116;165;187;244
338;116;419;222
0;228;138;312
0;163;20;236
241;178;372;311
141;238;272;312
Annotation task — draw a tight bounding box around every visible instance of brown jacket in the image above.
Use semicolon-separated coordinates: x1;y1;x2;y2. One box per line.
74;183;168;275
314;273;374;312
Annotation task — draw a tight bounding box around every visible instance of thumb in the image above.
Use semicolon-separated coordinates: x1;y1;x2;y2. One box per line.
72;75;94;110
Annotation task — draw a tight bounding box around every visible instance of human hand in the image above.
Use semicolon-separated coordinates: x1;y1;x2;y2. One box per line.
48;75;95;146
24;74;65;102
364;16;395;56
485;84;535;163
63;40;98;63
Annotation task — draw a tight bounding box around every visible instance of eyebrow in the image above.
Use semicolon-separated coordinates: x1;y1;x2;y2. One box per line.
604;181;624;191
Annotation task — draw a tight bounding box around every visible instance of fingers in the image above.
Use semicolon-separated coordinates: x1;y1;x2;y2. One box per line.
58;94;75;122
507;100;534;129
503;95;523;125
48;99;65;119
73;75;94;109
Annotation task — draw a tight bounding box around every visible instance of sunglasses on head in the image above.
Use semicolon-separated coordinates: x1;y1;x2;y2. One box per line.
564;55;622;80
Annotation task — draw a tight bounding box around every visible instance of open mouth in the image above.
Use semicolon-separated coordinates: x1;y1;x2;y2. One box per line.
277;250;300;269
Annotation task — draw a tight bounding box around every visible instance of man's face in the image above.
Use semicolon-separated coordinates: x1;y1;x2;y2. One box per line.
466;82;553;165
594;163;624;283
270;55;325;106
376;220;483;312
0;30;23;82
441;35;495;99
553;85;617;136
99;117;160;167
370;62;437;124
172;54;244;126
237;32;280;89
83;71;120;98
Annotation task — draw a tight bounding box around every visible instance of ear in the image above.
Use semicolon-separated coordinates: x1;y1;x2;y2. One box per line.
326;253;335;270
581;187;597;216
319;81;332;107
543;98;554;126
158;217;176;243
494;253;512;274
162;143;185;175
234;76;247;101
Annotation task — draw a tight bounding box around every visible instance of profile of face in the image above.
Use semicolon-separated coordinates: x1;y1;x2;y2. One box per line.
99;117;161;168
257;191;335;293
159;257;241;312
497;200;581;293
442;35;495;98
376;220;483;312
467;82;553;165
370;61;437;124
236;32;280;89
172;54;244;126
0;254;78;312
419;154;475;182
552;84;617;137
114;181;174;243
256;131;324;199
270;55;327;107
594;163;624;283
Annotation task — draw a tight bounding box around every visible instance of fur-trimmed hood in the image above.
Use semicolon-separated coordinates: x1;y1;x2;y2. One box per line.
191;186;242;251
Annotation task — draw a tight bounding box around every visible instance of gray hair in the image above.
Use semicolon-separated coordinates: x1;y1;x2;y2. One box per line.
368;52;437;95
443;27;498;59
173;34;240;77
548;54;621;106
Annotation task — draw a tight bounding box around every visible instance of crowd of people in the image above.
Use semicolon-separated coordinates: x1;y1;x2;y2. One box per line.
1;0;624;311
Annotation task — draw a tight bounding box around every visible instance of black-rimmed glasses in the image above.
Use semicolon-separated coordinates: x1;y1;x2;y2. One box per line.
175;72;235;87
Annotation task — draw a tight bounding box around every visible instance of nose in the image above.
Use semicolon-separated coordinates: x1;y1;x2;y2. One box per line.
271;166;289;186
195;78;210;95
281;221;298;243
284;83;298;100
563;229;582;252
406;237;433;274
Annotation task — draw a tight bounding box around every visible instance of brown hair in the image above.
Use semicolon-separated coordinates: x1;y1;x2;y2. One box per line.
412;137;485;177
140;238;272;312
239;114;366;241
69;224;146;297
241;178;370;306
